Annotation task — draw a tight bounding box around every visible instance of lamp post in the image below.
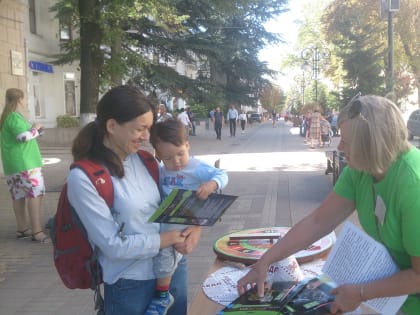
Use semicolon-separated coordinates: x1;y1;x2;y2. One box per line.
294;67;311;106
301;46;330;103
380;0;400;96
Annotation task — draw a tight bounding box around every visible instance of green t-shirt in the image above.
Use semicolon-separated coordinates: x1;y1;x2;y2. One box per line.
0;112;43;175
334;147;420;314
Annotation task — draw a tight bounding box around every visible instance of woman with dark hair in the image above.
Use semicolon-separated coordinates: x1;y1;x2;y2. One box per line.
68;85;200;315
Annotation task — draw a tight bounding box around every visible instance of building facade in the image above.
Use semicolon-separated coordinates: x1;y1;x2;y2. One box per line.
1;0;200;127
0;0;80;127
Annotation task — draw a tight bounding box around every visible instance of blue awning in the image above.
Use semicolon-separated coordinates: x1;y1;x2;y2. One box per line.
28;60;54;73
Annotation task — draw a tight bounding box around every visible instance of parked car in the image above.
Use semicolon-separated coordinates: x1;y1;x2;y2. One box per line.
407;109;420;140
248;112;262;123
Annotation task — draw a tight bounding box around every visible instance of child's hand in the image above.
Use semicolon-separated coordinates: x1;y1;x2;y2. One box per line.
195;180;218;199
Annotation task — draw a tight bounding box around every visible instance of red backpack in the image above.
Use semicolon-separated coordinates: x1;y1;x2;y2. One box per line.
51;150;158;312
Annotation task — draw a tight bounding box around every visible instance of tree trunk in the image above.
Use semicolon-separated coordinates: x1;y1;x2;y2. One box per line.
111;33;123;87
78;0;103;126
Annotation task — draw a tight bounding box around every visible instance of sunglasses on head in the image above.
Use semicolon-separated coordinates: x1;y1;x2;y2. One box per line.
348;92;367;121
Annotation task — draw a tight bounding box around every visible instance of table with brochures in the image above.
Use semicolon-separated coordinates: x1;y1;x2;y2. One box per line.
187;258;379;315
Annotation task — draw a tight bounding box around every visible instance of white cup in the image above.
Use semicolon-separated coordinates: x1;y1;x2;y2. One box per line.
266;255;304;282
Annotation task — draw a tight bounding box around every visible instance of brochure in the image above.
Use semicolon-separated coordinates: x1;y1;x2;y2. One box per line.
322;221;407;314
217;275;336;315
214;221;407;314
148;188;238;226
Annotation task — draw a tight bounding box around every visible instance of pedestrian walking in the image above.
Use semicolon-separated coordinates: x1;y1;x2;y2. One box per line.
272;110;276;127
227;105;239;137
309;107;322;149
239;111;247;133
177;108;192;137
186;107;196;136
213;107;224;140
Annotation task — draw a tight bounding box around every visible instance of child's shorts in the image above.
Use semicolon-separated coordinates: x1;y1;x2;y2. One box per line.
6;167;45;200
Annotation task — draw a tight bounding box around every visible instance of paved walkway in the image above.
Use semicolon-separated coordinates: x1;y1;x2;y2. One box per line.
0;120;343;315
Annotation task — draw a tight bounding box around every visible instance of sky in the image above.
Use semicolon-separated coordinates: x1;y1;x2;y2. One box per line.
258;1;305;90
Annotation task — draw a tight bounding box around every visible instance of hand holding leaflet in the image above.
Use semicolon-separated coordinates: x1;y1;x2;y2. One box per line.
322;221;407;314
148;188;237;226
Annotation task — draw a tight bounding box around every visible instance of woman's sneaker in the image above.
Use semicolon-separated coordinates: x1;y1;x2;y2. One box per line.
145;292;174;315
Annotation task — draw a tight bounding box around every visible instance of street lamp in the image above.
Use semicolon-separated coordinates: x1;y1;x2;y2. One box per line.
301;46;330;103
380;0;400;96
295;66;311;106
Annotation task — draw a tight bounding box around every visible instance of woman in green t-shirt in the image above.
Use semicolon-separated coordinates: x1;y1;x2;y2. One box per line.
0;88;49;243
238;95;420;315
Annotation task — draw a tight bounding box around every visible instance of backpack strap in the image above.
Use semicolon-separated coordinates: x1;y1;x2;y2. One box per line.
69;160;112;315
137;150;159;185
70;160;114;208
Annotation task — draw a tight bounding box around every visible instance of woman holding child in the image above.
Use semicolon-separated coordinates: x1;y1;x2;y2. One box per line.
67;85;201;315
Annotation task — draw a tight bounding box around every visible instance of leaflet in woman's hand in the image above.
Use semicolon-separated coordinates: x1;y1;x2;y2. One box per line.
322;221;407;314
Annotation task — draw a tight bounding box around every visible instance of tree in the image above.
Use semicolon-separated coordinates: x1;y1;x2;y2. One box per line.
322;0;385;105
51;0;187;124
322;0;419;106
393;0;420;105
51;0;289;122
78;0;103;124
259;83;285;113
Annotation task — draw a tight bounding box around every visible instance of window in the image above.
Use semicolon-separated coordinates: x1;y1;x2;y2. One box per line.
64;75;76;116
59;17;72;41
29;0;36;34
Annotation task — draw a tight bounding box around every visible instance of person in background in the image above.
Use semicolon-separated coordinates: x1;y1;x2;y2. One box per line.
176;108;192;137
207;108;215;131
239;111;247;134
309;106;322;149
148;118;228;315
319;115;331;147
213;107;224;140
227;104;239;137
186;107;196;136
0;88;49;243
331;110;339;137
238;95;420;315
157;104;172;123
67;85;200;315
272;110;277;128
304;111;312;144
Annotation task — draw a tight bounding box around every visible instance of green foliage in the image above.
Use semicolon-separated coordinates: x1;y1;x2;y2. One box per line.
322;0;419;104
260;83;286;112
50;0;289;113
56;114;80;128
188;103;208;119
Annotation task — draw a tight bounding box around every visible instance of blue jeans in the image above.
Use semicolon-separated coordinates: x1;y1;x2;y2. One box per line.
168;256;188;315
104;257;188;315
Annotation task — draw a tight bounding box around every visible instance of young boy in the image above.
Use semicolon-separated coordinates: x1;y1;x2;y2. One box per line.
147;118;228;315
